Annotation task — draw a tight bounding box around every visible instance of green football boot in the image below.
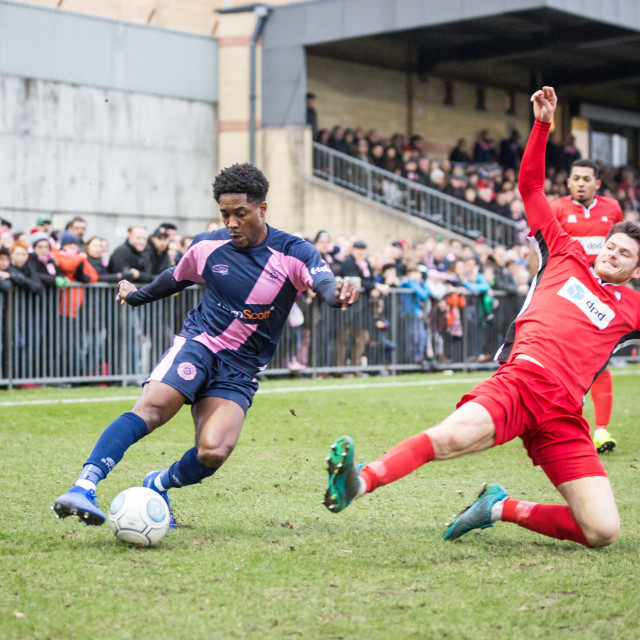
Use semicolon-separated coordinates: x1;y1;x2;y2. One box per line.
323;435;361;513
444;483;507;541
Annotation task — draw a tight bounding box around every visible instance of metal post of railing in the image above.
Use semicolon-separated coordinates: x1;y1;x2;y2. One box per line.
310;299;318;379
461;297;469;373
120;303;128;388
6;288;14;390
390;289;398;376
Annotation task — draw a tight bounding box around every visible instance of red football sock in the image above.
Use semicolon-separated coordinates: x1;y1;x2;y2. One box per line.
501;498;590;547
590;369;613;428
360;432;434;494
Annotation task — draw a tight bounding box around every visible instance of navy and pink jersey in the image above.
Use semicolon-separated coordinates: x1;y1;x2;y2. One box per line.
551;195;623;261
496;120;640;402
170;226;334;375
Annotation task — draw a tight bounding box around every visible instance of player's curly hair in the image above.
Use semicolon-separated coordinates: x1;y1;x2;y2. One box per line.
608;220;640;266
212;163;269;204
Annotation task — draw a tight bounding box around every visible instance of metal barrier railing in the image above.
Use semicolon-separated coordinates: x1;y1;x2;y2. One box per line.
0;282;543;388
312;142;521;247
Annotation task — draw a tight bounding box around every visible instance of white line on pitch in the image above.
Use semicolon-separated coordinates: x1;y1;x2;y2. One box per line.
0;376;486;407
0;369;638;407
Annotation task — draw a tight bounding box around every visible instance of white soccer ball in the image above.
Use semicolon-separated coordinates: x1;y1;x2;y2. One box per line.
108;487;170;547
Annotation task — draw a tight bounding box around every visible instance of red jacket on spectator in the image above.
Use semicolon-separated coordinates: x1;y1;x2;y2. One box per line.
52;247;98;318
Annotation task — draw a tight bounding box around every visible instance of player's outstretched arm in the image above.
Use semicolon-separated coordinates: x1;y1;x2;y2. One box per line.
519;86;558;236
116;268;193;307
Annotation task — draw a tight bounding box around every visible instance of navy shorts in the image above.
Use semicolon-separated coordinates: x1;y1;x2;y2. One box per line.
146;336;258;414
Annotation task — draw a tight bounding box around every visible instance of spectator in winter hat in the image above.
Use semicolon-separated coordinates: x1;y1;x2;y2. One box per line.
29;233;65;288
36;216;53;236
52;230;98;318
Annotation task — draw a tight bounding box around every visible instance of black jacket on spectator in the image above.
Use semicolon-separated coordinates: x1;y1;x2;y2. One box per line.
29;254;62;288
145;241;171;276
340;255;376;292
88;256;121;283
108;240;154;283
10;261;43;294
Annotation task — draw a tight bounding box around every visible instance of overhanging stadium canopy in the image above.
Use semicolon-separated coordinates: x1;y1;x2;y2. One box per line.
262;0;640;127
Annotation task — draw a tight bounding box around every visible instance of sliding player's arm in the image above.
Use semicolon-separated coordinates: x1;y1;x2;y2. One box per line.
518;87;559;237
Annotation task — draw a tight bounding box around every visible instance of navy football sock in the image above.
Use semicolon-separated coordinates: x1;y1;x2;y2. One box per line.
159;447;217;489
81;412;149;482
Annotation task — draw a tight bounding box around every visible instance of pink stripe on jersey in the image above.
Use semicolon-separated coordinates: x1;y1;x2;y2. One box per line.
245;248;312;304
148;335;186;382
193;319;258;354
245;252;288;304
174;239;232;283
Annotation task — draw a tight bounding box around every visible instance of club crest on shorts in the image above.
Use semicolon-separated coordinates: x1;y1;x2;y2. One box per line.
177;362;197;381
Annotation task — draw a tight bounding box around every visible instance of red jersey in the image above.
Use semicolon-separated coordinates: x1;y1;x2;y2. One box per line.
551;195;623;261
497;120;640;402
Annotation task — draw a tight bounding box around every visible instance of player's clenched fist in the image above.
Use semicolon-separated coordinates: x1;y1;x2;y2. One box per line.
530;86;557;123
334;276;361;310
116;279;138;306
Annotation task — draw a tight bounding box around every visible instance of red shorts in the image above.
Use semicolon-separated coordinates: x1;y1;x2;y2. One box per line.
457;359;606;487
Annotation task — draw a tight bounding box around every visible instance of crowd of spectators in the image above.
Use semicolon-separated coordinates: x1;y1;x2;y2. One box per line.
2;136;640;378
315;123;640;239
0;215;205;296
285;229;534;374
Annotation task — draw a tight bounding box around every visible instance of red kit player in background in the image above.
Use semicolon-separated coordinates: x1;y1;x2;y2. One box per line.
322;86;640;549
552;162;623;453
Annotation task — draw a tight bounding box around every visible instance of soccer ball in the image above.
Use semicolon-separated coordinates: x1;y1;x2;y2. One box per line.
108;487;171;547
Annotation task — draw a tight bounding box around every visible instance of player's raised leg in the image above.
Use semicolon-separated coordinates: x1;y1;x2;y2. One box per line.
323;402;496;513
52;382;185;525
143;396;246;527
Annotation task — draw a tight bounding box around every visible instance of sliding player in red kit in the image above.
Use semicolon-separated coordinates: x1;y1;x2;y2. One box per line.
551;162;623;453
322;87;640;548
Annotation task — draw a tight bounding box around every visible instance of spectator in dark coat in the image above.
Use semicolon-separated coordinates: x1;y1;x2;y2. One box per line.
9;242;42;294
145;225;172;276
335;241;387;370
107;225;154;283
306;92;318;138
28;232;65;288
499;130;523;170
327;126;350;155
449;138;472;164
473;129;498;164
86;236;121;283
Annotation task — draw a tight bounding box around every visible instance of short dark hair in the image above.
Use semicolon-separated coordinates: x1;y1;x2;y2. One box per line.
570;160;599;180
212;163;269;204
607;220;640;266
0;247;10;259
65;216;86;230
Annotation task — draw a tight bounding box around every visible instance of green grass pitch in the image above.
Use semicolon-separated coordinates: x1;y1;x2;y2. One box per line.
2;370;640;639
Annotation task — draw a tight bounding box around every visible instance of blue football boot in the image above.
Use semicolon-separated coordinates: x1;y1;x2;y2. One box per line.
323;435;362;513
52;485;106;526
143;470;177;530
444;483;508;541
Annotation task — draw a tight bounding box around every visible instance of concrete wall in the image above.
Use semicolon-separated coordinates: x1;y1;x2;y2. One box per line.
308;55;531;160
0;74;217;244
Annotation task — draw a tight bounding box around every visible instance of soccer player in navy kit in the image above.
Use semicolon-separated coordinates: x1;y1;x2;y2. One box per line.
323;87;640;548
53;163;360;527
